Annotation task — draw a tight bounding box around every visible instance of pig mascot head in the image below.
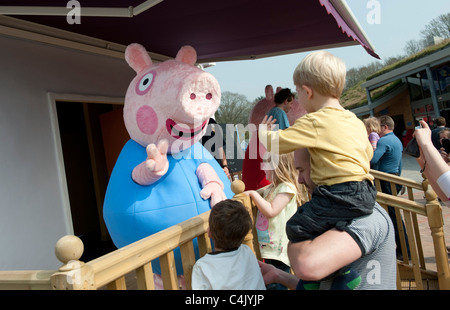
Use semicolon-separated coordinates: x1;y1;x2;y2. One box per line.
124;43;220;153
103;44;233;277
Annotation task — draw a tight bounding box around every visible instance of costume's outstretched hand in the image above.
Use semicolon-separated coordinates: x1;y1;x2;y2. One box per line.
145;139;169;173
132;139;169;186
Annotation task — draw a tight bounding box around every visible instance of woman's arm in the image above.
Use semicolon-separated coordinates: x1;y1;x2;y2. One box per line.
414;120;450;201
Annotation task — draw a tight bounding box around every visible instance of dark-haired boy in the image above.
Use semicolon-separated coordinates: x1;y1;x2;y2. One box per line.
192;199;266;290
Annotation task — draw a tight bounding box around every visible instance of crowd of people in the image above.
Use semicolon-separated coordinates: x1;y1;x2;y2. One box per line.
191;50;449;291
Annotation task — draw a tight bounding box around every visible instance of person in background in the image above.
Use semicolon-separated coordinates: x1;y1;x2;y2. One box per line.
363;116;381;151
431;116;447;150
370;115;409;259
438;128;450;164
266;88;294;130
201;117;231;181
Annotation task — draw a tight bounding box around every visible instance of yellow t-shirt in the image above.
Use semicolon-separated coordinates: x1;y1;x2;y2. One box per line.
259;107;373;186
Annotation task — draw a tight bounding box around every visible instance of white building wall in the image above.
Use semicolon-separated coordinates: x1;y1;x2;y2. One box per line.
0;34;134;270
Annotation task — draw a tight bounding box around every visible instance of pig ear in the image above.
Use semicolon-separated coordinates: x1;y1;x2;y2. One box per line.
175;45;197;65
125;43;153;73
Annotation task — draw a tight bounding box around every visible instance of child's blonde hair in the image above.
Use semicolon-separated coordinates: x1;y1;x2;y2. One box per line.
264;152;305;205
363;117;381;134
293;51;346;98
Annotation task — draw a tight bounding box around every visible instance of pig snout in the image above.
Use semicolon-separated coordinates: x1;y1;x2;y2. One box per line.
180;72;221;121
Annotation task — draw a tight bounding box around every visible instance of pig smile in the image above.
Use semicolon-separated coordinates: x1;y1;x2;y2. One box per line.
166;118;208;140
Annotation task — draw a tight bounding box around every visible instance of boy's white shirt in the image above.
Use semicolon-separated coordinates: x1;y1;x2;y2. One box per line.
191;244;266;290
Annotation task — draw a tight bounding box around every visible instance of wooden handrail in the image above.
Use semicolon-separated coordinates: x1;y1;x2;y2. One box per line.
376;192;426;215
0;270;54;290
369;169;423;190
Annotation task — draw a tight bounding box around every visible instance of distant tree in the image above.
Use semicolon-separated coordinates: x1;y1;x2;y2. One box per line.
215;91;252;125
382;55;404;66
345;61;383;90
403;39;423;56
420;13;450;46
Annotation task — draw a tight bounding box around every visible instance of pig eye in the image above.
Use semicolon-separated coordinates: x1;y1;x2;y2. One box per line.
136;71;156;95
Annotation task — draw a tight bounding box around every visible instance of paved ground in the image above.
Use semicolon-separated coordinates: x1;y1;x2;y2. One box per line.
400;152;426;183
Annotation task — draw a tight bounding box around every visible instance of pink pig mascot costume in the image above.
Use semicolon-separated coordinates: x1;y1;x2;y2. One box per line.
103;43;233;276
242;85;306;190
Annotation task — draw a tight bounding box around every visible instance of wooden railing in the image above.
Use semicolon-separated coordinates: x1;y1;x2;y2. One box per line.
0;210;212;290
0;172;449;290
0;180;250;290
370;169;450;290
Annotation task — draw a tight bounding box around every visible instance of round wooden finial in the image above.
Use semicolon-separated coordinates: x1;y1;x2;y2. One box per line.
55;235;84;265
231;179;245;194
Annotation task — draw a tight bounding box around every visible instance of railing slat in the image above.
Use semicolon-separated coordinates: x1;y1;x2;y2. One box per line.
403;210;423;289
180;241;196;290
426;202;450;290
412;212;426;269
136;263;154;290
107;276;126;290
197;232;212;257
395;208;409;265
160;252;178;290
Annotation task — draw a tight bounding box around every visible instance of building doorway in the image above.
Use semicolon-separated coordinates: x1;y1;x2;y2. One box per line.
391;114;406;143
55;100;128;261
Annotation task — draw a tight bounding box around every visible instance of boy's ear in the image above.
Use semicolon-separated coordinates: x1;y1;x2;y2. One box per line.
302;85;313;99
207;226;212;239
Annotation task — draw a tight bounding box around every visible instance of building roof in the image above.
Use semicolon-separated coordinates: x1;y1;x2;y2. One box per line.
362;42;450;91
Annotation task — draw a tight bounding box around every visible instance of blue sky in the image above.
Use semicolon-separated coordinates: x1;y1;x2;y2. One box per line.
204;0;450;102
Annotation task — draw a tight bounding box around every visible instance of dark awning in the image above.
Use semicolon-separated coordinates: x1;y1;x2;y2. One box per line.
0;0;379;62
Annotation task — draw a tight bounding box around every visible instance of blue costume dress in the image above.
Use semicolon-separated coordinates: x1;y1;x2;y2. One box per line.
103;139;234;275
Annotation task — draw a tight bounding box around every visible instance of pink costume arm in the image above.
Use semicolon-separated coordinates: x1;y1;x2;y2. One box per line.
196;163;226;207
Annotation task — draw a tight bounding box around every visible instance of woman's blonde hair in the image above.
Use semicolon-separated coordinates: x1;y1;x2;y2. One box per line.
263;152;306;205
293;51;346;98
363;117;381;134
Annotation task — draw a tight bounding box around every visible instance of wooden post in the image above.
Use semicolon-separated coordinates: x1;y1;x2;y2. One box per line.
423;176;450;290
50;235;95;290
231;180;262;260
